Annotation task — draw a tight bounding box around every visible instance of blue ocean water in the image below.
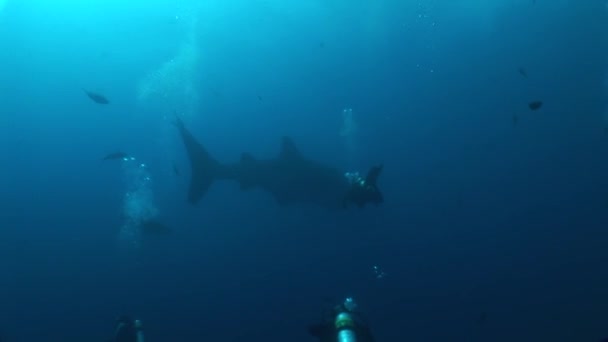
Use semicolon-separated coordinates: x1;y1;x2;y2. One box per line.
0;0;607;341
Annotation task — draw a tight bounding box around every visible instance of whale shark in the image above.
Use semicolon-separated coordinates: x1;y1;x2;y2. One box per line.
82;89;110;104
174;118;383;210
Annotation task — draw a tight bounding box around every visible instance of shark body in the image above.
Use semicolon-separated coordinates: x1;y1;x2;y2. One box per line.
175;118;383;210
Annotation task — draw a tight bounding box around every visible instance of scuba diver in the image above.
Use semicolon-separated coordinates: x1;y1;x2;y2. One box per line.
112;315;144;342
308;297;376;342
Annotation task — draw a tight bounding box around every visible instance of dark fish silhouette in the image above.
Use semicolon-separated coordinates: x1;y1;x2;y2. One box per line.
518;67;528;78
174;117;383;209
83;89;110;104
528;101;543;111
512;114;519;126
103;152;129;161
173;162;180;176
257;95;263;101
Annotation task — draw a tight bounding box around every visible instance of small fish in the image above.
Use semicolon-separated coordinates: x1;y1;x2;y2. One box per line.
528;101;543;111
173;162;180;176
83;89;109;104
102;152;128;161
518;67;528;78
257;95;263;101
512;114;519;126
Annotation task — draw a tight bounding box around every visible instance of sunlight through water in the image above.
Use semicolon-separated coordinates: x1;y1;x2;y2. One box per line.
137;12;201;118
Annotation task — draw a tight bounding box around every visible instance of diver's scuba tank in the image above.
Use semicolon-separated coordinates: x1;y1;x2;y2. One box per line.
134;320;144;342
334;297;358;342
114;316;144;342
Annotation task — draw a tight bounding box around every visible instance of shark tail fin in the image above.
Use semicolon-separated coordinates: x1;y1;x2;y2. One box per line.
174;116;221;204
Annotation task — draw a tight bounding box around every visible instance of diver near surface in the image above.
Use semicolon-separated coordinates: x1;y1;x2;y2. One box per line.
308;297;376;342
173;117;384;209
111;315;144;342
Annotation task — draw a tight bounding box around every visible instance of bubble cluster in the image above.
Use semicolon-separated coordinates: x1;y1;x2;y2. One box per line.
117;157;158;249
339;108;356;137
137;40;200;117
340;108;358;168
343;297;358;312
372;265;387;279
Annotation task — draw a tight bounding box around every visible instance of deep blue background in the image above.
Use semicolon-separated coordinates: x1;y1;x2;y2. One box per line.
0;0;607;341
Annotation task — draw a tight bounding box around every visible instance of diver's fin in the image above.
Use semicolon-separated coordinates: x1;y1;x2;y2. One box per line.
279;137;302;160
365;164;383;187
175;117;220;204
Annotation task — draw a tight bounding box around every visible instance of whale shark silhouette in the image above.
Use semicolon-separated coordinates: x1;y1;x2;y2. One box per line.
175;118;383;209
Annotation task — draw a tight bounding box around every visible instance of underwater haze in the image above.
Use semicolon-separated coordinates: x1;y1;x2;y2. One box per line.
0;0;607;341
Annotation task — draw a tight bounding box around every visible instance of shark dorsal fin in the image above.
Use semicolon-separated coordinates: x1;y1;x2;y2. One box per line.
279;137;301;160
